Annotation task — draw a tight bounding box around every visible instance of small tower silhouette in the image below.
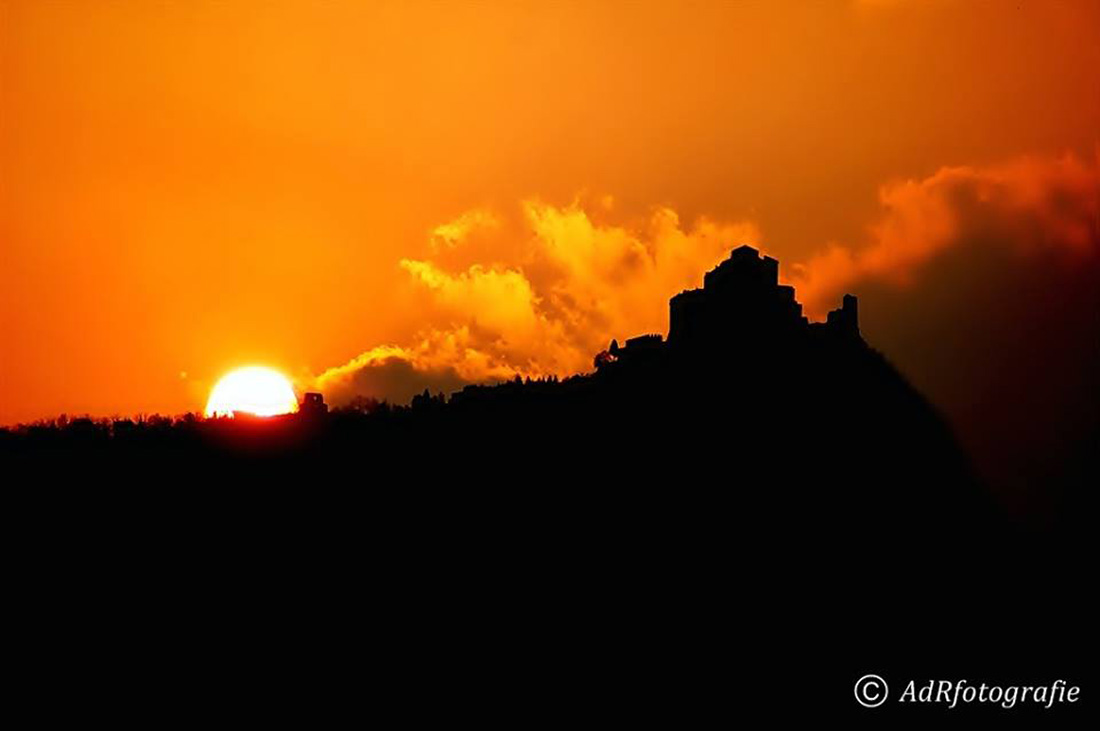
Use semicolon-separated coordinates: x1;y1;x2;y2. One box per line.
300;392;328;416
826;294;860;337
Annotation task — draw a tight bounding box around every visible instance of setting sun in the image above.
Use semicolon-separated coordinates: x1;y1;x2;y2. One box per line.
205;366;298;418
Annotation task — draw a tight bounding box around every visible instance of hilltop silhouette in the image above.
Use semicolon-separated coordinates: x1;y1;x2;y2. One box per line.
4;246;991;540
3;246;1088;720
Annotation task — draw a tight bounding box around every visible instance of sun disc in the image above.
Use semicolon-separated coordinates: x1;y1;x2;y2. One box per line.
205;366;298;418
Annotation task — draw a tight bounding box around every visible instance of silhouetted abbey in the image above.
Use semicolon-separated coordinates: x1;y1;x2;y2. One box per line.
596;245;859;371
674;244;856;340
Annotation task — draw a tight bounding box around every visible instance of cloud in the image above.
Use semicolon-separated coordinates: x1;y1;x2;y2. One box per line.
787;153;1099;317
313;338;511;408
430;208;500;250
315;200;759;405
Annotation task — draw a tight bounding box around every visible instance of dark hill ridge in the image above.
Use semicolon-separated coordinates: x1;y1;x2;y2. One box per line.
3;246;1087;721
2;245;1005;549
443;244;986;540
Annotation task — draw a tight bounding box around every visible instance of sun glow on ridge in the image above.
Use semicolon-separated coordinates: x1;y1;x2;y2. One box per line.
205;366;298;418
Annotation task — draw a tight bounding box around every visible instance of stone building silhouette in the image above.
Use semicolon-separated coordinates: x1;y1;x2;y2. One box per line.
669;245;806;346
599;244;859;368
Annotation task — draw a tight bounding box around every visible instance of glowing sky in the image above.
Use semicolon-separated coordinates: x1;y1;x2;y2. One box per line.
2;0;1098;428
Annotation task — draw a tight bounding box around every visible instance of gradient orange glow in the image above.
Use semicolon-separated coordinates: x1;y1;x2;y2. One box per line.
2;0;1098;424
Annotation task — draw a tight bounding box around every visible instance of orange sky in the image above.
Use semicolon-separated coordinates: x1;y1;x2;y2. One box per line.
2;0;1099;424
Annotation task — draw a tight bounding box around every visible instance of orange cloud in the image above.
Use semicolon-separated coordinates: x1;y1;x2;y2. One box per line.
315;200;759;405
430;208;500;251
787;153;1100;317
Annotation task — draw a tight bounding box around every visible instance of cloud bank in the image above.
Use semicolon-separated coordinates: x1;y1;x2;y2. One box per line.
316;201;759;405
787;153;1099;317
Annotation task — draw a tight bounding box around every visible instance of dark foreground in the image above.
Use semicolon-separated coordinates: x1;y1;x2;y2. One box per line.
4;248;1092;722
